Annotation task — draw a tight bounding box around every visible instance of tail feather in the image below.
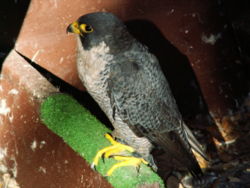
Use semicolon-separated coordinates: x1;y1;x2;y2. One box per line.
183;123;209;161
188;163;203;179
151;131;203;178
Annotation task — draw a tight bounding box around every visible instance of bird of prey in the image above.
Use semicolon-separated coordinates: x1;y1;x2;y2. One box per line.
67;12;207;178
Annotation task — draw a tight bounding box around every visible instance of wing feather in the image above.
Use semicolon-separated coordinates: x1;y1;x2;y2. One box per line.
107;56;204;177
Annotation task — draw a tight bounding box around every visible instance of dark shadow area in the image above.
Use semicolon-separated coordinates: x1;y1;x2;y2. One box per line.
0;0;31;70
15;50;113;130
220;0;250;94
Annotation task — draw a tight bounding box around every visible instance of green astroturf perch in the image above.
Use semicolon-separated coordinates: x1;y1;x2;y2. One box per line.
40;94;164;188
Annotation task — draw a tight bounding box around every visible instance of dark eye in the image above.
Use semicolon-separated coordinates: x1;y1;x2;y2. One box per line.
85;25;93;32
80;24;94;33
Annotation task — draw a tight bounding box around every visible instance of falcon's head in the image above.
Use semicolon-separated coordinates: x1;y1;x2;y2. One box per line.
67;12;133;51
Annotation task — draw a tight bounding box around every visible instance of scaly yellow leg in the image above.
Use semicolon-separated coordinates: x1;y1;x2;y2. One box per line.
91;133;149;176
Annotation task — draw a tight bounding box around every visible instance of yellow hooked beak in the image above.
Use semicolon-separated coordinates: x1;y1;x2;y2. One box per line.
66;21;81;34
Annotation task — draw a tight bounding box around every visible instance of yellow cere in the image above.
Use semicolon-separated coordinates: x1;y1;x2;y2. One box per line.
71;21;81;34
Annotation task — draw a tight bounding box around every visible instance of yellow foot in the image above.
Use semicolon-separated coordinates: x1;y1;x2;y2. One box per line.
107;156;148;176
91;133;148;176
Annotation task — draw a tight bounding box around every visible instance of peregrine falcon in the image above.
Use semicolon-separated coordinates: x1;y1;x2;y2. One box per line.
67;12;207;178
